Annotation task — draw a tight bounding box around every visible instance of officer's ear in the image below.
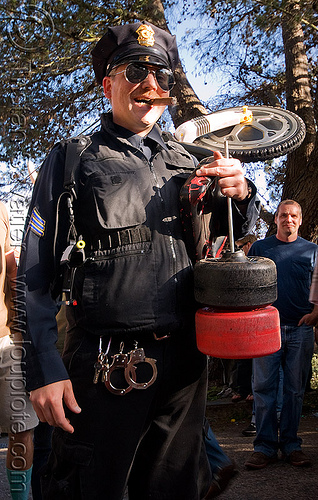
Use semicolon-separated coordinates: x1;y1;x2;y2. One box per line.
102;76;112;100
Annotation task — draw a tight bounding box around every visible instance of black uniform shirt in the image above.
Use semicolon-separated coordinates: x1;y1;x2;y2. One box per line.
18;113;260;391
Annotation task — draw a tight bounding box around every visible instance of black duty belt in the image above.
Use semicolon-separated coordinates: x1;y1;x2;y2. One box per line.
85;225;151;251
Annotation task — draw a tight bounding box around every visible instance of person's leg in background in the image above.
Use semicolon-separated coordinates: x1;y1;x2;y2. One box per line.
279;324;314;464
242;363;283;437
6;429;34;500
203;418;237;498
232;359;253;402
244;346;282;469
1;335;38;500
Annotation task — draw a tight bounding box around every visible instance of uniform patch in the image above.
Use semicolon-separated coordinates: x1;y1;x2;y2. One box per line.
29;207;46;237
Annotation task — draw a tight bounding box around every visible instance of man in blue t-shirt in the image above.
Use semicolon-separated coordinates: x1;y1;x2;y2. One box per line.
245;199;318;470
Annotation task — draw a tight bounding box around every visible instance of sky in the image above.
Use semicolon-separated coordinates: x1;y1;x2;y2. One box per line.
172;17;222;102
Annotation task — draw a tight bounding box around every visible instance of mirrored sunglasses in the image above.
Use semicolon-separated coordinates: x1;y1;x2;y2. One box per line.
112;62;175;91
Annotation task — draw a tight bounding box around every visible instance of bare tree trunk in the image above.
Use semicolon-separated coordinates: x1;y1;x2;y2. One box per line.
281;1;318;241
143;0;208;126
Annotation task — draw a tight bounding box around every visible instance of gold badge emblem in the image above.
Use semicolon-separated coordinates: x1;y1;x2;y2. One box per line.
136;24;155;47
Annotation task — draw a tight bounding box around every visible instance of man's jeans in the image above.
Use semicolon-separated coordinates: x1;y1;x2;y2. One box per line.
204;417;232;473
253;324;314;457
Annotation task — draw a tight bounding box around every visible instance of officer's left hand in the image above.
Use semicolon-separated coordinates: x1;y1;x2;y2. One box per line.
196;150;249;201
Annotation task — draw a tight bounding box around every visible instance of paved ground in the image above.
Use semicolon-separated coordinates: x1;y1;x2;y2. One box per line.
206;401;318;500
1;396;318;499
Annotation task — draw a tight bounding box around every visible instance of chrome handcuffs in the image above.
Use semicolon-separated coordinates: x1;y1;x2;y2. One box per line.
93;338;157;396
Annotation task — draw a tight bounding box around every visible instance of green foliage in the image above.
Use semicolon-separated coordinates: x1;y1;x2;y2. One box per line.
311;352;318;390
168;0;318;210
0;0;151;196
178;0;317;109
1;0;317;215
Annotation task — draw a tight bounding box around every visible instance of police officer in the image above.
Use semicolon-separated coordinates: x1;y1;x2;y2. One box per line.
19;21;259;499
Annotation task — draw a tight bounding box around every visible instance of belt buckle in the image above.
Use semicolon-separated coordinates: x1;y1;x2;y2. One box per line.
153;332;171;341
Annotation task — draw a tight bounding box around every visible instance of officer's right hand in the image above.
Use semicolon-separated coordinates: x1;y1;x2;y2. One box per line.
30;380;81;433
196;150;249;200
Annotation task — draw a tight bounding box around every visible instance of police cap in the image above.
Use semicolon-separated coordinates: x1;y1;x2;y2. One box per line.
91;21;179;84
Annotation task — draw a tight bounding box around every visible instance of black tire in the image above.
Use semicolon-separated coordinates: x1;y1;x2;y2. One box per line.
179;106;306;162
194;251;277;309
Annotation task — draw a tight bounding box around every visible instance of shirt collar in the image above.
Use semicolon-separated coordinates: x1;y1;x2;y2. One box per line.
101;112;168;151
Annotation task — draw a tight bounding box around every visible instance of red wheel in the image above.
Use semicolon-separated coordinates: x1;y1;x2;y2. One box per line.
195;306;281;359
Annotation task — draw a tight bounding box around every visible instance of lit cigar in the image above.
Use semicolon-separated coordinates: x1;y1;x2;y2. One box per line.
149;97;178;106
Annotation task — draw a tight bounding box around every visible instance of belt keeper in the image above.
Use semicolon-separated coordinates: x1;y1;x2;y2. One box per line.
153;332;171;341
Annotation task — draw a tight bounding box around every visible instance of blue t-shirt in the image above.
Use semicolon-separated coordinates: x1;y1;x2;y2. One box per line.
249;235;317;325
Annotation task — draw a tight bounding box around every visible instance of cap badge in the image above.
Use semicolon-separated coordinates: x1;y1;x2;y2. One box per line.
136;24;155;47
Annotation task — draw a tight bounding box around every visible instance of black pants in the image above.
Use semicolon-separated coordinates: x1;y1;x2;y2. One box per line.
32;422;53;500
41;327;211;500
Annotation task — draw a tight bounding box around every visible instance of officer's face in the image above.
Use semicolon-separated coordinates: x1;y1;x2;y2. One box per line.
103;63;169;136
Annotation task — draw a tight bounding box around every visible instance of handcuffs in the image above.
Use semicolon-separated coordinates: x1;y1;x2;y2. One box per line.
93;339;157;396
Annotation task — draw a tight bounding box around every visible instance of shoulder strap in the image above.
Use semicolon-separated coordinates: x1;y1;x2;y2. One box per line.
51;134;91;300
54;134;91;258
63;135;91;197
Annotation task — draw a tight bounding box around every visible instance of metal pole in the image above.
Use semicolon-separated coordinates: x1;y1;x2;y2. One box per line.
224;140;235;253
